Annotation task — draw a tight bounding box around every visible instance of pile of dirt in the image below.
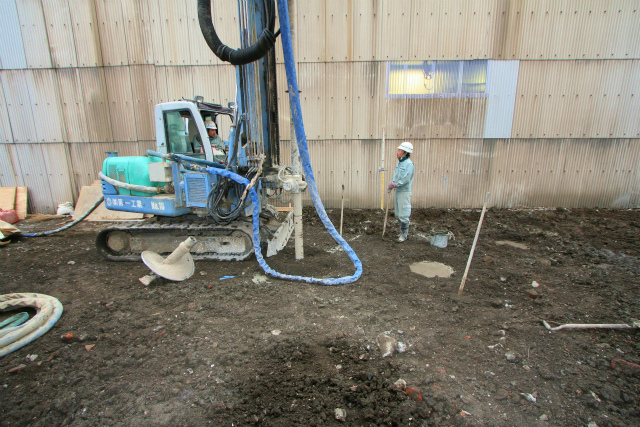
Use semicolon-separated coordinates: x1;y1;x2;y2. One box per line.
0;208;638;426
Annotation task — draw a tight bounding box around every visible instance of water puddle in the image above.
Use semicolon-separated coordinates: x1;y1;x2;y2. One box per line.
410;261;454;278
495;240;529;250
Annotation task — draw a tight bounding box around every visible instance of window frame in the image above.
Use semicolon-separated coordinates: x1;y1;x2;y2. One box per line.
385;60;489;99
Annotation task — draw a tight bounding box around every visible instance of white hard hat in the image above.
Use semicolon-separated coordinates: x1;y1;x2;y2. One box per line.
397;141;413;154
205;120;217;130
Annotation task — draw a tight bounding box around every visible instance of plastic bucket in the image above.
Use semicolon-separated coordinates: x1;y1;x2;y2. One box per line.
430;233;449;248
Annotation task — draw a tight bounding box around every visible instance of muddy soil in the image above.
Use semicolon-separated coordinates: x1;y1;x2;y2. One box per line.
1;207;639;427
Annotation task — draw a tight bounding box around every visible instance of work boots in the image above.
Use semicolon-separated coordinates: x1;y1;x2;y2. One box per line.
397;221;409;243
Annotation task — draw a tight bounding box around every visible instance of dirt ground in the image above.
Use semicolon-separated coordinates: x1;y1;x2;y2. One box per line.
0;207;639;427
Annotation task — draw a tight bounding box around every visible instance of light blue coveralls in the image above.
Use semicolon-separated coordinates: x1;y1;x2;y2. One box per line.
392;156;415;235
209;136;225;163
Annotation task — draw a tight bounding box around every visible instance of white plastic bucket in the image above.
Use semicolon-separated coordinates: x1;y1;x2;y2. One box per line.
430;232;450;248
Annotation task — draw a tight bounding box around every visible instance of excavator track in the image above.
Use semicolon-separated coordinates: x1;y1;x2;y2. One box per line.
96;218;256;261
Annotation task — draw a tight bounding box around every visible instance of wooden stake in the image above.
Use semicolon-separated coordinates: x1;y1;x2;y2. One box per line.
458;192;490;297
382;190;392;237
339;184;345;235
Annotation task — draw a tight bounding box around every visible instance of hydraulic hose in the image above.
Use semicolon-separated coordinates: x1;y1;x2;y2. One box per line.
199;166;360;285
0;293;63;357
98;172;160;194
272;0;363;284
19;196;104;237
197;0;276;65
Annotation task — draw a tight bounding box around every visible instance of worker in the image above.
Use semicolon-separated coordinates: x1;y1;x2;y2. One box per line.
387;141;414;242
205;120;226;163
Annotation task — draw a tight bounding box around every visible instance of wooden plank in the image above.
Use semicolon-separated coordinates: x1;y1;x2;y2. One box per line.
0;187;16;210
15;187;27;219
73;185;143;222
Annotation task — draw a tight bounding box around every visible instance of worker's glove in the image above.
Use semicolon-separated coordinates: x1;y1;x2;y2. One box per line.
387;182;398;192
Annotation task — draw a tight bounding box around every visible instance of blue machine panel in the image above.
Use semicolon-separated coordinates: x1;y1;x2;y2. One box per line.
183;172;214;207
103;194;191;217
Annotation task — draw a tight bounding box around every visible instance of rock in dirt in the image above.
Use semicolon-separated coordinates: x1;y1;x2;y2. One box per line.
493;389;509;400
334;408;347;422
600;384;623;404
490;298;503;308
504;351;520;363
377;333;397;357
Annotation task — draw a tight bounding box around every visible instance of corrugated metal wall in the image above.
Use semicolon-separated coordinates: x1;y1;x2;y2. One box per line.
0;0;639;213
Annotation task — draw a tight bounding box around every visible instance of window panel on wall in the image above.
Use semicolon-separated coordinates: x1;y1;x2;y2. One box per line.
15;0;52;68
386;60;488;98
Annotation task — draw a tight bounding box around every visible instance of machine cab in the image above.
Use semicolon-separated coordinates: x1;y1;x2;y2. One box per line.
154;98;235;164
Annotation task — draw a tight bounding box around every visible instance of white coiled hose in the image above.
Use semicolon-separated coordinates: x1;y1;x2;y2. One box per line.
0;293;63;357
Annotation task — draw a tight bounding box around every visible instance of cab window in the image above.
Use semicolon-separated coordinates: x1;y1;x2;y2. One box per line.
164;110;203;156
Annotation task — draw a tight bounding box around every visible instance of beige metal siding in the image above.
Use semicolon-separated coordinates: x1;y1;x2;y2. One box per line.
325;1;351;62
104;66;137;141
16;0;53;69
158;0;191;66
513;60;639;139
26;69;64;142
297;1;325;62
69;0;103;67
41;0;78;68
78;67;112;142
0;80;13;143
0;144;17;186
55;68;88;142
351;0;379;61
298;62;326;139
288;137;640;209
120;0;153;66
350;62;383;139
326;63;351;139
380;1;412;61
0;70;37;142
129;65;160;141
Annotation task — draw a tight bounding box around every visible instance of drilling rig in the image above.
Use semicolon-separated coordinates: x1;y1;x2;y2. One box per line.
95;0;362;285
96;0;302;262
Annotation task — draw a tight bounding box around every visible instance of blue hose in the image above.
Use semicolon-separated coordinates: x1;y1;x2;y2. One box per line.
199;168;360;285
269;0;362;284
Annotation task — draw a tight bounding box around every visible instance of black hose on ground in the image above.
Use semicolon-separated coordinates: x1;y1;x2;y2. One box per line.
197;0;276;65
19;197;104;237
